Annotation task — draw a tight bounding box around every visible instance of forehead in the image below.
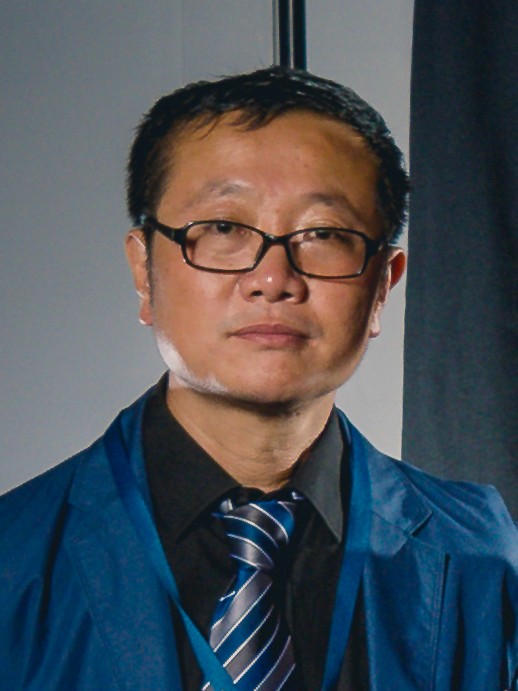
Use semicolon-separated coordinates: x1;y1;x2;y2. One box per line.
157;110;380;228
172;109;376;166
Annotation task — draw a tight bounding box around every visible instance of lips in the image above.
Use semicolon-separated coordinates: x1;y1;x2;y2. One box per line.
234;323;305;336
231;323;309;346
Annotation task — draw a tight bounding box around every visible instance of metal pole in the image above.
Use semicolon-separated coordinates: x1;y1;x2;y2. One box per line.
273;0;307;69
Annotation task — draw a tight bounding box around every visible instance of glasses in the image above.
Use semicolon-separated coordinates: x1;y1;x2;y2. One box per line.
142;217;386;279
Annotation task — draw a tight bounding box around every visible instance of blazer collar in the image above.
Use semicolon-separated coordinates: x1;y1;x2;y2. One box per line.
69;385;152;513
66;386;183;689
338;411;432;537
337;416;445;689
70;397;434;538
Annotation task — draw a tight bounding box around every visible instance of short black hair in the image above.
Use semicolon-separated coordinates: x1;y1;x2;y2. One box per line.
127;66;409;242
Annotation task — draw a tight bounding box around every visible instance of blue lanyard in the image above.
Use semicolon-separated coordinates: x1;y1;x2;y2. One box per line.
105;409;371;691
322;412;372;688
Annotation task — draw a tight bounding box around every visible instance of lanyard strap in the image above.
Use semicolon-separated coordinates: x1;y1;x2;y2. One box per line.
322;414;372;689
105;410;371;691
105;419;236;691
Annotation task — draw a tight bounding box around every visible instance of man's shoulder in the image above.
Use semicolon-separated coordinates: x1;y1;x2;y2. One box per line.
0;439;108;637
0;439;102;550
0;384;153;541
397;454;508;513
372;446;516;558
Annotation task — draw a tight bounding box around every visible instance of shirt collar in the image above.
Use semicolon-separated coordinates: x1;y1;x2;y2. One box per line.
288;410;344;540
143;376;346;545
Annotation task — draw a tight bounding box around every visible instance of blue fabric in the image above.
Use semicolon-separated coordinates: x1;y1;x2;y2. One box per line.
322;417;371;689
105;417;235;691
0;388;517;690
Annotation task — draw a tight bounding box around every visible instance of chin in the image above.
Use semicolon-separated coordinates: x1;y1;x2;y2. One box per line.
215;375;339;415
220;391;310;417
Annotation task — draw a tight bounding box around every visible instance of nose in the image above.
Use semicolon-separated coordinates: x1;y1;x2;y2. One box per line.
237;243;308;303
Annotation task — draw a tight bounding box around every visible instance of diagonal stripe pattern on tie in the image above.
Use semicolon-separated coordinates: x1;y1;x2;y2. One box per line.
204;497;301;691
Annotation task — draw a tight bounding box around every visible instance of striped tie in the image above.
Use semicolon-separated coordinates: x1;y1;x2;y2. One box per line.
204;496;301;690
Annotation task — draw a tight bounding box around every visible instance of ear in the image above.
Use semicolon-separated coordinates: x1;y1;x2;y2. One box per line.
125;229;153;326
369;248;406;339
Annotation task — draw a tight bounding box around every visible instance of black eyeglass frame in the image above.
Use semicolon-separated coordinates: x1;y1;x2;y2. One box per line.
142;216;387;279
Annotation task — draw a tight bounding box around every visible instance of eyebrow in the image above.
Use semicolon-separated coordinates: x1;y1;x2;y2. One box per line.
301;191;365;227
182;180;252;208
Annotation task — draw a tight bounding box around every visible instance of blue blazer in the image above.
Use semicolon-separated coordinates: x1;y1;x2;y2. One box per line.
1;389;517;690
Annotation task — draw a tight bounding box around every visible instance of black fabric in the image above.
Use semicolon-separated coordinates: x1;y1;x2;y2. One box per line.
143;379;368;690
404;0;518;515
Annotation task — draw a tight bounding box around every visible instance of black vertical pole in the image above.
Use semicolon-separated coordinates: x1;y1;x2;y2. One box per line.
274;0;307;69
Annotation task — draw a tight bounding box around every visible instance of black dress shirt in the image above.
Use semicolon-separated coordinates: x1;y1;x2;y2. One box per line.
143;379;368;689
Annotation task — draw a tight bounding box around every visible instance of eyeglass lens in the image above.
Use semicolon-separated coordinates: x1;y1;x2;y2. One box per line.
185;222;367;277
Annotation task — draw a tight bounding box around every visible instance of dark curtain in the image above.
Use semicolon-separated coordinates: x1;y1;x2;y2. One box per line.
403;1;518;516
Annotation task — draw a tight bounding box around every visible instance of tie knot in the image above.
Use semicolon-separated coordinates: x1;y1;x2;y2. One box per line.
220;498;300;572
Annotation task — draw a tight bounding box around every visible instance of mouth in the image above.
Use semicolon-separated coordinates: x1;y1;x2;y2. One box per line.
231;323;309;347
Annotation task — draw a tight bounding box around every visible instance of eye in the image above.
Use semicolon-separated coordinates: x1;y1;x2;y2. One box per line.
313;229;334;240
213;221;237;234
194;221;244;237
314;229;356;245
298;229;346;243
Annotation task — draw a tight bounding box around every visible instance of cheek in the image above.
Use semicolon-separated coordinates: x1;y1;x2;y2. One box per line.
319;283;379;344
150;263;189;334
150;262;232;341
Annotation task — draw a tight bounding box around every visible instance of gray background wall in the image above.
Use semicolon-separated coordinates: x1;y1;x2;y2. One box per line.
1;1;413;493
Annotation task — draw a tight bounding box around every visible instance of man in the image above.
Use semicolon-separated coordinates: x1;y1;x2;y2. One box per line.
1;67;516;690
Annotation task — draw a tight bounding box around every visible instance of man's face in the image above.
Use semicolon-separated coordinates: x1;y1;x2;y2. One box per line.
127;111;405;410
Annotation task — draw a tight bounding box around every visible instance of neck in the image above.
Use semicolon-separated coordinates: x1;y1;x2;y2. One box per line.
165;377;335;493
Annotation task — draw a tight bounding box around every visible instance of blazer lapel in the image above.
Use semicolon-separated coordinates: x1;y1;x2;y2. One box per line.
359;433;447;690
65;409;183;690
